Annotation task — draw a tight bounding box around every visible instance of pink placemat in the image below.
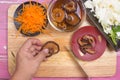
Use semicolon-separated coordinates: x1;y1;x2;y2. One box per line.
0;0;120;80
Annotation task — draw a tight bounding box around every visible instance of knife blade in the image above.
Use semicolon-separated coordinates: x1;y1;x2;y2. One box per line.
65;47;91;80
11;51;16;63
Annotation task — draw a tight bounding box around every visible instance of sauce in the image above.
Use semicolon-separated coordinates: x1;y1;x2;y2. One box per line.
51;0;83;31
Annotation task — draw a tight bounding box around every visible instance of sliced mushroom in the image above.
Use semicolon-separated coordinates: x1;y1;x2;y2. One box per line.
63;0;77;12
78;38;88;46
57;22;67;30
85;48;95;54
83;35;95;47
66;13;80;26
82;44;92;49
52;8;65;23
41;41;60;57
83;35;94;44
78;35;96;55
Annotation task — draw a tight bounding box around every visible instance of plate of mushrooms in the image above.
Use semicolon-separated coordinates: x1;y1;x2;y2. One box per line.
71;26;106;61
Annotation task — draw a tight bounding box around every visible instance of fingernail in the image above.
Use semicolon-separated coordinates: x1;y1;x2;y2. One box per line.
43;49;49;53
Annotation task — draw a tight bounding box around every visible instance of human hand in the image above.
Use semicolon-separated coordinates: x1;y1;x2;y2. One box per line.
11;38;49;80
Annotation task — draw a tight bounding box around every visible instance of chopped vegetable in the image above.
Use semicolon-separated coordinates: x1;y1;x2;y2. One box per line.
110;28;117;45
85;0;120;45
110;25;120;45
15;1;47;35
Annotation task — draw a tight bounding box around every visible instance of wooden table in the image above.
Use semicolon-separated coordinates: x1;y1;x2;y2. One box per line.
8;5;116;77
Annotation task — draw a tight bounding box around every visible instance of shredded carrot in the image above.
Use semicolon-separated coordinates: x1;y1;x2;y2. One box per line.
15;1;47;35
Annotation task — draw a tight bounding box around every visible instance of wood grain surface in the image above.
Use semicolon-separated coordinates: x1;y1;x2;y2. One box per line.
8;5;116;77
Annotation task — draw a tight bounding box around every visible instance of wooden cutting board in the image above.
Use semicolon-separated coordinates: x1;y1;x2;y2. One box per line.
8;5;116;77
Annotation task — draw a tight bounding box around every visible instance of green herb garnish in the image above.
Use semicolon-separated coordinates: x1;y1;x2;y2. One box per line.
109;25;120;45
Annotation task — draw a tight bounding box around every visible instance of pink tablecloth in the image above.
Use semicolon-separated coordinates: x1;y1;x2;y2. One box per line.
0;0;120;80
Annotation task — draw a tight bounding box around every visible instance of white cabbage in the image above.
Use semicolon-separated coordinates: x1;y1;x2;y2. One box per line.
85;0;120;34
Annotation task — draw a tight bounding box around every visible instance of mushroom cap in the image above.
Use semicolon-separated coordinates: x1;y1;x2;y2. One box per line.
41;41;60;57
78;35;96;55
63;0;77;12
66;13;80;26
52;8;65;23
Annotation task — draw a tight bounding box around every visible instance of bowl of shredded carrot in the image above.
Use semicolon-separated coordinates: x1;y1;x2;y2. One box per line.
14;1;48;36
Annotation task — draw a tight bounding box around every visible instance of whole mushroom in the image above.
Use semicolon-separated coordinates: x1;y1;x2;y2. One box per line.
63;0;77;12
52;8;65;23
66;13;80;26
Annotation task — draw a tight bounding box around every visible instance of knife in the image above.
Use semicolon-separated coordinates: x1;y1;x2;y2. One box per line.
11;51;16;63
65;47;91;80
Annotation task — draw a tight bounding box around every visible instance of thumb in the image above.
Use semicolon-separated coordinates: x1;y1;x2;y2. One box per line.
35;49;49;62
